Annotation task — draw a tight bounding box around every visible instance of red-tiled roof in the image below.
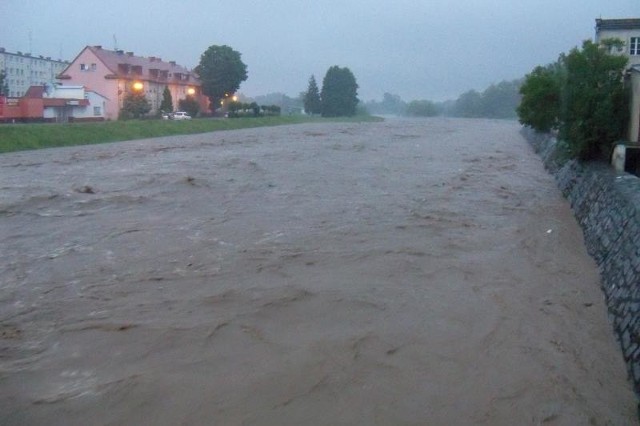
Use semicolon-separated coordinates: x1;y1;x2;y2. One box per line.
24;86;45;98
87;46;199;85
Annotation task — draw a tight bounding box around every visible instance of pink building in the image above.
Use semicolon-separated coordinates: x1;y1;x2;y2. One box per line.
57;45;208;120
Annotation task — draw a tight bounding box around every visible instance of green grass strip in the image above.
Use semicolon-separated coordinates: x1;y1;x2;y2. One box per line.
0;115;382;154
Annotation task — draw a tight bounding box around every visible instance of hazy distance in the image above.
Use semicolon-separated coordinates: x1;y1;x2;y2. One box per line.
1;0;638;101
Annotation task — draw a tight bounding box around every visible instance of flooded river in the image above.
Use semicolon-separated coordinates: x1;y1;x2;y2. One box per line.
0;118;636;424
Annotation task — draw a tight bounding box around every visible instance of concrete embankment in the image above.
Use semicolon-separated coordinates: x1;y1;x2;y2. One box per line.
524;127;640;397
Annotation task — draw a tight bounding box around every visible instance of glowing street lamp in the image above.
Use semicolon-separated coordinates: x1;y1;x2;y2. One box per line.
132;81;144;91
187;87;196;96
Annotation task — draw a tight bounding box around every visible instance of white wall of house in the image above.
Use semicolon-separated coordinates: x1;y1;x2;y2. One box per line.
43;87;107;121
596;29;640;67
46;85;85;99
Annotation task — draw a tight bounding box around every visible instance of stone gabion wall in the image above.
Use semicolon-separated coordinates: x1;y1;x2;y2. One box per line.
523;127;640;394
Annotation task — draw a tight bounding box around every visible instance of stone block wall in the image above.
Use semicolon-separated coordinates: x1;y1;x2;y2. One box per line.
523;127;640;395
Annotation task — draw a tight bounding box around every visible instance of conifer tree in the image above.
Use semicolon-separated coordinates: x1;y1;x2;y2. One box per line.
303;75;321;115
160;86;173;112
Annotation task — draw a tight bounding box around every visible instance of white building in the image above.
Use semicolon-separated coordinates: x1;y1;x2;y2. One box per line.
0;47;69;97
595;18;640;143
42;85;107;123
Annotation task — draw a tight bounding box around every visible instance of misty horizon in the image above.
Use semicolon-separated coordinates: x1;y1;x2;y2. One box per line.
1;0;638;102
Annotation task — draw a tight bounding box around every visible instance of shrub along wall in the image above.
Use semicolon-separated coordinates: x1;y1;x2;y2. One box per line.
523;127;640;396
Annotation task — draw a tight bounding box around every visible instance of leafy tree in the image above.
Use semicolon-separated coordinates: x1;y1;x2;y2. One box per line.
303;75;321;115
321;66;359;117
480;80;521;118
196;45;248;112
120;92;151;119
453;90;483;117
518;39;629;160
160;86;173;112
517;64;562;132
178;95;200;117
0;70;8;96
405;100;439;117
380;93;406;115
365;93;407;115
559;40;629;159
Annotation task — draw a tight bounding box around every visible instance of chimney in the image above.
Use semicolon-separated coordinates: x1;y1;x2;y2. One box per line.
126;51;134;56
169;61;176;66
116;50;124;55
94;45;102;49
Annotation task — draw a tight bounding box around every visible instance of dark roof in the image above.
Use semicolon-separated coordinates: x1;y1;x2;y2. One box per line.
596;18;640;32
43;98;90;107
24;86;45;98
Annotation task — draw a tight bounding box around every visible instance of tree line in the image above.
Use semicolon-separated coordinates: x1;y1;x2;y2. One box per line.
363;79;522;119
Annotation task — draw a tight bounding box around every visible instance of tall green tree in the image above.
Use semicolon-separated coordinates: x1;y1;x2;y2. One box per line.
160;86;173;112
518;39;628;160
196;45;248;112
120;92;151;119
321;66;359;117
517;64;562;132
559;40;629;159
303;75;321;115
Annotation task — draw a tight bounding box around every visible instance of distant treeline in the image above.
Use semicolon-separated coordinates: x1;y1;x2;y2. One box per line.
364;79;522;119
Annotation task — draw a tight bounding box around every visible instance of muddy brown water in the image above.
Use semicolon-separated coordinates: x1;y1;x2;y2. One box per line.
0;118;636;425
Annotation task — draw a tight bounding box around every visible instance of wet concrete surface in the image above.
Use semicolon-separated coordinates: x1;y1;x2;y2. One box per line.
0;118;636;425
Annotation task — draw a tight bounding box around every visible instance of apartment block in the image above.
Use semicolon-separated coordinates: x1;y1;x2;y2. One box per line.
0;47;69;97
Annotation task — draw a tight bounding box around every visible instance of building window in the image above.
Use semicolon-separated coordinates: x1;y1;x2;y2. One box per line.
94;106;101;116
91;63;97;71
80;63;87;71
631;37;640;55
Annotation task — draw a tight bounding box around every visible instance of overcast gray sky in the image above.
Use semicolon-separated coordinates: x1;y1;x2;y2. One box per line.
1;0;638;101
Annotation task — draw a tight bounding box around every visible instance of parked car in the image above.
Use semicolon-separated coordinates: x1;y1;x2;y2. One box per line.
172;111;191;120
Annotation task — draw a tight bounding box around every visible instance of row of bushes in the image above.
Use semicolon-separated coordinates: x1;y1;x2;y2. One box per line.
226;102;281;118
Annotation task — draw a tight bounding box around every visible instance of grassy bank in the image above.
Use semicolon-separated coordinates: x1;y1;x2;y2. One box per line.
0;115;382;154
